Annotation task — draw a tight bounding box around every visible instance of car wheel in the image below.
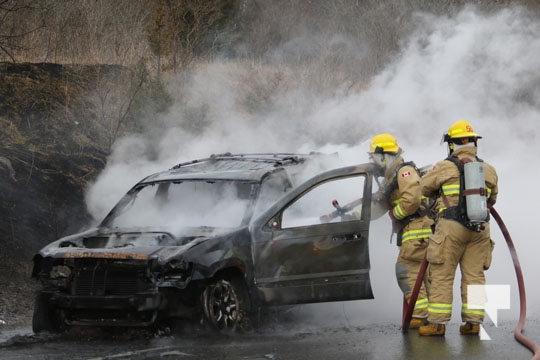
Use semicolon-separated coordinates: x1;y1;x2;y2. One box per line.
202;277;252;332
32;293;64;333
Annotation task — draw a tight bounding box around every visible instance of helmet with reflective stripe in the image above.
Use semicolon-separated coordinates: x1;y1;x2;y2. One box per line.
444;120;482;142
368;133;401;154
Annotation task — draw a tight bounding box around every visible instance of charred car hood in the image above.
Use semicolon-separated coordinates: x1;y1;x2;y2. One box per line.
36;226;239;262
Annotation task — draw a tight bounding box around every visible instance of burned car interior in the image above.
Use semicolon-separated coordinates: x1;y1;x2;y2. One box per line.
31;153;378;333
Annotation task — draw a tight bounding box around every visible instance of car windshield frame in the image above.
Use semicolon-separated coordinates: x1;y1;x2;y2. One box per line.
99;179;259;230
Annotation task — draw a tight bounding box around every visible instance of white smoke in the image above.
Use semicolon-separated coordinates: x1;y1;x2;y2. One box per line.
85;4;540;327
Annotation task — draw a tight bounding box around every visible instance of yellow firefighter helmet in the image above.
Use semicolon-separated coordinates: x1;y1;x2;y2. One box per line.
444;119;482;142
368;133;401;154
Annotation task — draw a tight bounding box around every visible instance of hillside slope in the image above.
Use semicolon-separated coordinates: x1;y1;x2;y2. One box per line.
0;63;117;328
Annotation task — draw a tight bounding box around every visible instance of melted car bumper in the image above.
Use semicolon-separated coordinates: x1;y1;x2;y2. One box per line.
43;291;161;327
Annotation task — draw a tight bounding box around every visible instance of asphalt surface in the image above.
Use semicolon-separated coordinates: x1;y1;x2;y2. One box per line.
1;307;539;360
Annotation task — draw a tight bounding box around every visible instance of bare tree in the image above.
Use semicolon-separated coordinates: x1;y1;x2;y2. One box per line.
146;1;172;79
41;0;151;65
92;63;149;152
146;0;238;74
0;0;47;61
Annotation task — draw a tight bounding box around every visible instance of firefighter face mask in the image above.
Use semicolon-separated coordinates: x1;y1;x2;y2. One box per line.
369;153;387;172
447;141;476;156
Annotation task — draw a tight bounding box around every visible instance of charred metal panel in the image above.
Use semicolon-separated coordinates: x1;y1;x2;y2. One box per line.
63;252;149;260
72;266;148;296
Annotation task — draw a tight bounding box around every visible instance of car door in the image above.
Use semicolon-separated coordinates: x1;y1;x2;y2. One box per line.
251;164;375;306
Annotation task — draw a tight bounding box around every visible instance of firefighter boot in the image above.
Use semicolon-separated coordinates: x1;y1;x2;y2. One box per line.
409;318;426;329
460;322;480;335
418;322;446;336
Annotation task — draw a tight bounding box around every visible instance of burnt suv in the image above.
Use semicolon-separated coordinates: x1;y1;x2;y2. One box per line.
31;153;378;333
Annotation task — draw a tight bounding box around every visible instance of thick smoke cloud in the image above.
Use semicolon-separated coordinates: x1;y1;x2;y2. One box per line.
86;5;540;327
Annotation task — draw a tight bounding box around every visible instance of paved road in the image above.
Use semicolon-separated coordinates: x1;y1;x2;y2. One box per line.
1;305;539;360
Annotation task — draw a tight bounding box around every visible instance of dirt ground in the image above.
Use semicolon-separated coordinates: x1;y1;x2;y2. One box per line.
0;253;36;331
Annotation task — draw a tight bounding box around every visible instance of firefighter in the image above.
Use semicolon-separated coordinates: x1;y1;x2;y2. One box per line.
418;120;498;336
367;133;434;329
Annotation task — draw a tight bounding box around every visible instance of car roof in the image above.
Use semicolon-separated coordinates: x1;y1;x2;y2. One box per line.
139;152;333;183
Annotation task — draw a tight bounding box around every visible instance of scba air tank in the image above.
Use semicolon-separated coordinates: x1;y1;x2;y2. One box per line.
463;161;488;222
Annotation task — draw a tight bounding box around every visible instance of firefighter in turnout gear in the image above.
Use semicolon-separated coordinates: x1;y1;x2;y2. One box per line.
368;133;434;329
418;120;498;336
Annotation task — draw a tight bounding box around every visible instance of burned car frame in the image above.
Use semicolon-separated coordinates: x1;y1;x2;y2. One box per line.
31;153;378;333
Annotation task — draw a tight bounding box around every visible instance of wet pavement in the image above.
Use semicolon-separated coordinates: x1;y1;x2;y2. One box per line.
1;311;539;360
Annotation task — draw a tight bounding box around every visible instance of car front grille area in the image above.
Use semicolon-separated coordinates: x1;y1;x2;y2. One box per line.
71;259;151;296
67;308;157;326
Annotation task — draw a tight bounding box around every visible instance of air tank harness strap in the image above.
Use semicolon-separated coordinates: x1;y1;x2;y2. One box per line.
391;204;427;245
438;156;487;232
391;211;424;246
463;188;488;196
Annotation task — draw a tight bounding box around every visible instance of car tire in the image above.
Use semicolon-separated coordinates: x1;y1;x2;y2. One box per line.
32;293;64;334
202;277;252;333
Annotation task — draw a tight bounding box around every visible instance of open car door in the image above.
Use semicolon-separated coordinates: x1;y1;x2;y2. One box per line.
252;164;376;306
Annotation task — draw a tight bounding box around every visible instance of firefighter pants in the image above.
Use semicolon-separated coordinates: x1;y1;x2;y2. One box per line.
396;237;429;318
426;218;494;324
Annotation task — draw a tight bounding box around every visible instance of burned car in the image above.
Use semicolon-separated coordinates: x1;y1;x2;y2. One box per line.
31;153;378;333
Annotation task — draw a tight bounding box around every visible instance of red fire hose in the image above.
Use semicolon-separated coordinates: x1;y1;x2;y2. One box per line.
401;252;428;331
402;207;540;359
489;207;540;359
